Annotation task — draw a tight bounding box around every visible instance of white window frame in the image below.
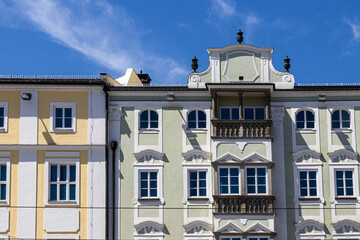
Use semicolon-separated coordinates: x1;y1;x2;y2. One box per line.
331;109;351;130
48;163;77;202
135;166;163;201
220;106;239;120
50;102;76;133
329;163;359;200
188;169;208;198
0;102;8;133
139;109;159;130
187;109;207;130
245;166;268;195
45;156;80;206
247;237;270;240
298;169;319;198
218;166;241;195
334;169;355;198
220;237;242;240
0;158;10;205
138;169;159;199
243;106;266;120
295;109;315;130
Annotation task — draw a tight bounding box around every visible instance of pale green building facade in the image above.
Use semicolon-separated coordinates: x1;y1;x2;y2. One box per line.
107;39;360;240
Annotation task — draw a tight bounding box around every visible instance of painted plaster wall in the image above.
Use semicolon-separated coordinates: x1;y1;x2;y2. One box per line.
138;133;158;145
0;91;20;144
186;132;207;146
36;150;88;239
243;96;266;106
38;92;88;145
295;133;317;145
331;132;352;145
217;143;267;158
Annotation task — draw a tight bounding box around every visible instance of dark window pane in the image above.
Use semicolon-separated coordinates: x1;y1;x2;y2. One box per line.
296;111;304;121
150;189;157;197
309;189;317;196
141;181;147;188
309;171;316;179
230;168;238;176
64;118;72;128
300;179;307;188
346;179;353;187
306;111;314;121
140;172;148;180
190;172;197;180
60;165;67;181
190;189;197;196
55;118;63;128
307;121;314;129
258;186;266;193
0;184;6;200
300;189;307;197
50;184;57;200
198;111;206;121
346;187;353;196
150;180;157;188
258;176;266;184
199;179;206;187
64;108;72;117
221;108;230;120
257;168;266;176
69;184;76;200
230;186;239;194
342;121;350;128
255;108;265;120
299;171;307;180
0;108;3;116
55;108;63;118
219;168;228;176
220;186;228;194
140;121;148;129
342;110;350;120
231;108;239;120
345;171;352;178
199;171;206;179
199;188;206;196
69;165;76;181
188;122;196;129
198;121;206;128
150;121;158;128
0;118;3;128
0;165;6;181
50;165;57;181
150;110;158;121
188;111;196;121
150;172;157;179
60;184;66;200
230;176;238;185
332;110;340;120
332;121;340;129
244;108;254;120
190;180;197;188
336;180;344;187
337;188;344;196
220;176;228;185
247;168;255;176
141;189;147;197
140;111;148;121
296;121;305;129
247;176;255;184
247;186;255;193
309;180;316;188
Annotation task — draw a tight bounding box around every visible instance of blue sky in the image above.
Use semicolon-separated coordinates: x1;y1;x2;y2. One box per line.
0;0;360;85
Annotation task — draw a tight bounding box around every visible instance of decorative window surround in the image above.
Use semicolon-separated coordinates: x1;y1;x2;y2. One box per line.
182;108;211;153
44;152;80;206
187;109;207;129
50;102;76;133
134;150;164;227
133;221;164;240
0;103;8;133
0;153;10;205
332;220;360;240
327;107;356;153
328;149;360;223
294;220;325;240
292;149;324;225
214;218;275;236
183;221;213;240
291;107;320;153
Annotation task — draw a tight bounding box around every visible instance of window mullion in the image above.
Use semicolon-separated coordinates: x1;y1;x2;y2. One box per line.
57;164;60;201
66;164;70;200
307;171;310;197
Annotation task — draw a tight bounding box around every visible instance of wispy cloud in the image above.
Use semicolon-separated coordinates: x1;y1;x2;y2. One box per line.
0;0;187;83
344;18;360;42
209;0;236;18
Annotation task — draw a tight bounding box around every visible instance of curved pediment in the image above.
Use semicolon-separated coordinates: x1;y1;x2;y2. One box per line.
183;221;213;235
134;149;164;163
134;221;164;234
295;219;324;235
182;149;211;163
328;149;358;163
292;149;322;164
333;219;360;234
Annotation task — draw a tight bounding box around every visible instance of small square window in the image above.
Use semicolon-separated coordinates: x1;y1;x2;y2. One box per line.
50;102;76;132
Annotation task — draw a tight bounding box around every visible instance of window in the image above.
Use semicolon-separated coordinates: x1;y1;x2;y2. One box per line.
332;110;350;129
248;238;269;240
0;103;8;132
244;107;265;120
0;107;4;128
219;167;239;194
140;171;158;198
246;167;266;194
49;164;76;201
0;164;6;201
335;170;354;197
189;170;206;197
296;110;315;129
55;107;73;129
220;107;239;120
50;102;76;132
299;170;317;197
220;237;242;240
140;110;158;129
188;110;206;129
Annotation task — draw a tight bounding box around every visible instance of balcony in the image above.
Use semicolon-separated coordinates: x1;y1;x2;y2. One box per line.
213;195;275;215
211;119;272;139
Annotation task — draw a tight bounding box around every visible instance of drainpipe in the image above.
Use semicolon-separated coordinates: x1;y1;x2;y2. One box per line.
110;141;118;240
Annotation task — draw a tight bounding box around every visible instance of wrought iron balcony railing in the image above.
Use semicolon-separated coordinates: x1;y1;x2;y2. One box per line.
213;195;275;214
211;119;272;139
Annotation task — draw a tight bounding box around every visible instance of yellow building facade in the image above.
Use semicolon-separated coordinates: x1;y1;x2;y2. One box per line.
0;76;107;239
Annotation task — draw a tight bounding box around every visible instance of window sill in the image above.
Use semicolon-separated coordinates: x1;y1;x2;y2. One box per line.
185;129;208;133
331;129;353;133
188;197;209;201
51;128;76;133
0;201;9;206
138;198;161;202
299;197;320;201
138;129;160;134
295;129;316;133
335;197;357;201
0;128;7;133
46;200;79;206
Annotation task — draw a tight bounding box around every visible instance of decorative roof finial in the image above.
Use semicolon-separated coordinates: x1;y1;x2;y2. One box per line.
191;55;198;72
284;56;290;72
237;29;243;44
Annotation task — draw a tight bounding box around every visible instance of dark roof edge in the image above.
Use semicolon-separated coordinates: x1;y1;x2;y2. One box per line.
0;78;104;85
277;85;360;91
108;86;207;91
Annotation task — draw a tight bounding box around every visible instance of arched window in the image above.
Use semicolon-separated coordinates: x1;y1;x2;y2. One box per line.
332;110;350;129
296;110;315;129
140;110;158;129
188;110;206;129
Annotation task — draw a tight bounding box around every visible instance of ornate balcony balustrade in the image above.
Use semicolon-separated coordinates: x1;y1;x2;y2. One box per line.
213;195;275;214
211;120;272;139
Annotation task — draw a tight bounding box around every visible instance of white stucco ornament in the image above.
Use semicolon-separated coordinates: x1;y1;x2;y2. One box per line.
191;75;200;83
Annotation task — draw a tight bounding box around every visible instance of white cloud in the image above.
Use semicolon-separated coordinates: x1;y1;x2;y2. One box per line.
209;0;236;17
344;18;360;42
0;0;187;83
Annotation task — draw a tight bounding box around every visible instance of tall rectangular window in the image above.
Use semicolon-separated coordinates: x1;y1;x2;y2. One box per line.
246;167;266;194
0;164;6;200
336;170;353;197
140;171;158;198
49;164;76;201
189;170;207;197
299;170;317;197
0;107;4;128
219;167;239;194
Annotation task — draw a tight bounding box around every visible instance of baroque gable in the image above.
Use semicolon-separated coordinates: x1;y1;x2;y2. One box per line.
328;149;358;163
182;149;211;164
292;149;322;164
134;149;164;164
